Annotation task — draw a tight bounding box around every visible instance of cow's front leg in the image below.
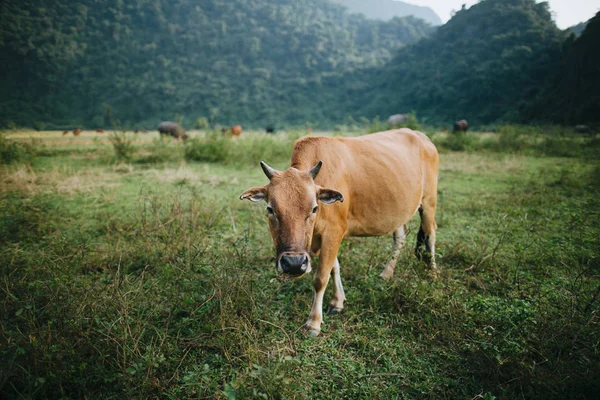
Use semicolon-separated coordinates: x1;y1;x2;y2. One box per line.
303;233;343;336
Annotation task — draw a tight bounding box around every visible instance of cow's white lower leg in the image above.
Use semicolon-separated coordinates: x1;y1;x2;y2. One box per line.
304;284;326;336
328;258;345;314
380;225;407;280
427;231;438;277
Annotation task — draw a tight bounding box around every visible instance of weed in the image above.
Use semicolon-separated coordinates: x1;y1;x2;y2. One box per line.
109;131;136;161
0;136;36;164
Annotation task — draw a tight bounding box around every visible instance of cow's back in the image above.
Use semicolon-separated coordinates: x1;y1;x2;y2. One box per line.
291;129;438;237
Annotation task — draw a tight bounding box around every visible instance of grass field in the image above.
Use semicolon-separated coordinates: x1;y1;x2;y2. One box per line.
1;128;599;399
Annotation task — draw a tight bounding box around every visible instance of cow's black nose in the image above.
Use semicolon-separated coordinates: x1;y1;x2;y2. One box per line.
280;255;309;275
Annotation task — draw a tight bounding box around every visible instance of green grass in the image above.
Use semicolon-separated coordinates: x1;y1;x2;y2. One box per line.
1;128;599;399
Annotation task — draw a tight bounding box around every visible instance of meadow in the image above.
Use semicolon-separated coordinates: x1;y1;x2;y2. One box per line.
1;127;599;399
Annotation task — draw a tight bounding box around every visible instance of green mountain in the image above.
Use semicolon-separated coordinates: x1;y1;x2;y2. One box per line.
0;0;597;129
351;0;572;125
0;0;432;129
568;21;588;36
540;12;600;124
331;0;441;25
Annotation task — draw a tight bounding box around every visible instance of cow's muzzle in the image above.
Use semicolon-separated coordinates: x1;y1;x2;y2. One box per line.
278;253;311;277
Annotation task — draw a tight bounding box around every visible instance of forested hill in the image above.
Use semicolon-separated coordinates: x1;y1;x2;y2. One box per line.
350;0;574;125
331;0;442;25
0;0;432;129
1;0;597;129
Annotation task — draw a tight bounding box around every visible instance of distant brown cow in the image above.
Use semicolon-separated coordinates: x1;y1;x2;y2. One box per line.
231;125;242;136
96;128;104;133
453;120;469;133
73;129;82;136
62;130;69;136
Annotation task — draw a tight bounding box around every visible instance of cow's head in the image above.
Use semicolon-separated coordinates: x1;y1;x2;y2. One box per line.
240;160;344;277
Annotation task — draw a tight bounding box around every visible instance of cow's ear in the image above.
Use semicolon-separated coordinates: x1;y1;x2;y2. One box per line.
317;188;344;204
240;186;267;202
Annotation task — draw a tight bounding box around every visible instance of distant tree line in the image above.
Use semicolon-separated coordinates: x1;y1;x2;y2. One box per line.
0;0;597;129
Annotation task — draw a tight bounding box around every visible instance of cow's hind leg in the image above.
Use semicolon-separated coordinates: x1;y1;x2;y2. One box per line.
327;258;345;315
380;225;408;280
415;202;438;274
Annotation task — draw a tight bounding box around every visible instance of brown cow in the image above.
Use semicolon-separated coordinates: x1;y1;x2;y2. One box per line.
453;119;469;133
73;128;82;136
62;130;69;136
96;128;104;133
231;125;242;136
240;129;439;336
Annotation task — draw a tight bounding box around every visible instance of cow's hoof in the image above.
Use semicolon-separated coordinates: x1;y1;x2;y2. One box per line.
379;270;393;281
326;305;343;315
302;323;321;337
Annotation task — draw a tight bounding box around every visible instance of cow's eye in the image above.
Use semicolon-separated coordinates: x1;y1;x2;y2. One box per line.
312;206;319;214
266;206;274;216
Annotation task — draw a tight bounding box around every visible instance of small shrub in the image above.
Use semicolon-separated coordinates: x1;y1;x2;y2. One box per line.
442;131;478;152
185;133;229;163
136;139;185;164
109;131;135;161
32;121;46;131
196;117;210;130
0;136;36;164
365;116;387;133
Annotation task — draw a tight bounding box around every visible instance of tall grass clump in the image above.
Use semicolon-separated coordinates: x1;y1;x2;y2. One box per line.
109;131;136;161
0;136;36;164
185;130;230;163
227;132;298;166
439;130;479;151
136;138;185;164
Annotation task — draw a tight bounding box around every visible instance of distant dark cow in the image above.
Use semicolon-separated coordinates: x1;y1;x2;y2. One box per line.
62;130;69;136
73;128;82;136
387;114;409;128
266;126;275;134
575;125;592;134
158;121;187;140
453;120;469;133
96;128;104;133
231;125;242;136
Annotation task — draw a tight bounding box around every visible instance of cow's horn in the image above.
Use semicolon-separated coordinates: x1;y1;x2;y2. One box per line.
260;161;277;180
309;160;323;180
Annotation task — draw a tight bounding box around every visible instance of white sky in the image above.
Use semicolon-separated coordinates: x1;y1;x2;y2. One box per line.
402;0;600;28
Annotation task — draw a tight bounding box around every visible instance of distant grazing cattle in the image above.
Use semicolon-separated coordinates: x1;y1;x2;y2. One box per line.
73;129;82;136
141;130;148;133
231;125;242;136
453;120;469;133
575;125;592;134
240;128;439;336
134;130;139;134
266;126;275;134
387;114;409;128
158;121;187;140
96;128;104;133
62;130;69;136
